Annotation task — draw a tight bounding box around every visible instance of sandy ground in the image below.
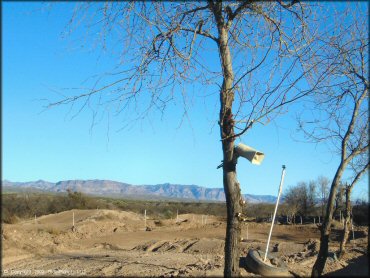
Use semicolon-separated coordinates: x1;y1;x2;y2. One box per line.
2;209;368;277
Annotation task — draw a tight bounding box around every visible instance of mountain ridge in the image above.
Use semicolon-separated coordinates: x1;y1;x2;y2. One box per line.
2;179;278;203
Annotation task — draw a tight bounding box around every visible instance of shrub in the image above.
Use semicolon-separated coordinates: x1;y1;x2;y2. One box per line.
44;226;62;235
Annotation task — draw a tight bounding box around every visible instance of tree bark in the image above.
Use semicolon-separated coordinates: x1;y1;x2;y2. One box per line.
223;169;243;277
311;166;345;277
216;18;243;278
339;187;352;257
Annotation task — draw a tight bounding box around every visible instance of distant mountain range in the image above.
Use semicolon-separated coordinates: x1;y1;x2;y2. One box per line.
2;179;278;204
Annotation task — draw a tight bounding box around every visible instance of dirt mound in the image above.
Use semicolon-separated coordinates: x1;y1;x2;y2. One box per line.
85;209;142;222
183;238;224;254
132;239;198;253
93;242;123;250
131;238;224;255
36;209;96;226
32;209;142;228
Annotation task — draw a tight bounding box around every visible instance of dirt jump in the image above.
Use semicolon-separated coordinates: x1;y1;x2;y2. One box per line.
2;209;368;277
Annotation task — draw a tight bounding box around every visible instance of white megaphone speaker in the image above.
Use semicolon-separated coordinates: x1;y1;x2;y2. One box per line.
234;143;265;165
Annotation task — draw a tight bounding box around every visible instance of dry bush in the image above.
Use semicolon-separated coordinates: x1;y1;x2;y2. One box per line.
43;226;62;235
3;213;20;224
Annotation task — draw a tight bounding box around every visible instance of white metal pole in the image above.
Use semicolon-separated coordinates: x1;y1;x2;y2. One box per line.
314;217;316;225
35;214;37;224
319;216;321;224
73;212;75;227
264;165;286;262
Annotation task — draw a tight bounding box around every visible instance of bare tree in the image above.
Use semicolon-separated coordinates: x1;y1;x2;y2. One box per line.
44;2;324;276
317;176;330;218
308;180;317;215
333;182;345;219
297;5;369;276
284;185;299;224
284;181;317;222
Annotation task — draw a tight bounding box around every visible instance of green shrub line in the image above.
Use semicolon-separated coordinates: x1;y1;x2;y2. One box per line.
1;191;227;223
2;191;368;225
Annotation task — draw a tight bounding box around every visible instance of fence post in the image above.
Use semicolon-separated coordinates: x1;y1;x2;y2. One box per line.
72;211;76;232
351;218;355;241
144;209;147;230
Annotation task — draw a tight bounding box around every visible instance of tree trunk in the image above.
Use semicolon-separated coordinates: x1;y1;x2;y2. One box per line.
223;168;243;277
339;187;352;257
311;166;345;277
216;21;242;277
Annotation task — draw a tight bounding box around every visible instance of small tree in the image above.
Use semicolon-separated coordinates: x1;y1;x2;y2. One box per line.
297;5;369;276
284;185;301;224
317;176;330;218
307;180;317;216
333;183;345;220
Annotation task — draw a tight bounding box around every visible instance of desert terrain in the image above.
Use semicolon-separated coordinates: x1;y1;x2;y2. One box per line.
2;209;368;277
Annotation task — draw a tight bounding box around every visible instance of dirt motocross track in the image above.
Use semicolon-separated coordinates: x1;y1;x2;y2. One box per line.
2;209;368;277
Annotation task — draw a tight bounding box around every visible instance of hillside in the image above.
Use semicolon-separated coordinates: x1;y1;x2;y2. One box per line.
2;180;277;203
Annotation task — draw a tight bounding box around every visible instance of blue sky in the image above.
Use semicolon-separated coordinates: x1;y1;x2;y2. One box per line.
2;2;368;201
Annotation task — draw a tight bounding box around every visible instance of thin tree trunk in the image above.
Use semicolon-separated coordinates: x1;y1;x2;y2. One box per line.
223;169;243;276
312;167;345;277
216;19;242;277
339;187;352;257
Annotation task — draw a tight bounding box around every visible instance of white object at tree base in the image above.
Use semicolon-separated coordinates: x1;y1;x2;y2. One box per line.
314;217;316;224
319;216;321;224
300;216;302;225
34;214;37;224
234;143;265;165
264;165;286;262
